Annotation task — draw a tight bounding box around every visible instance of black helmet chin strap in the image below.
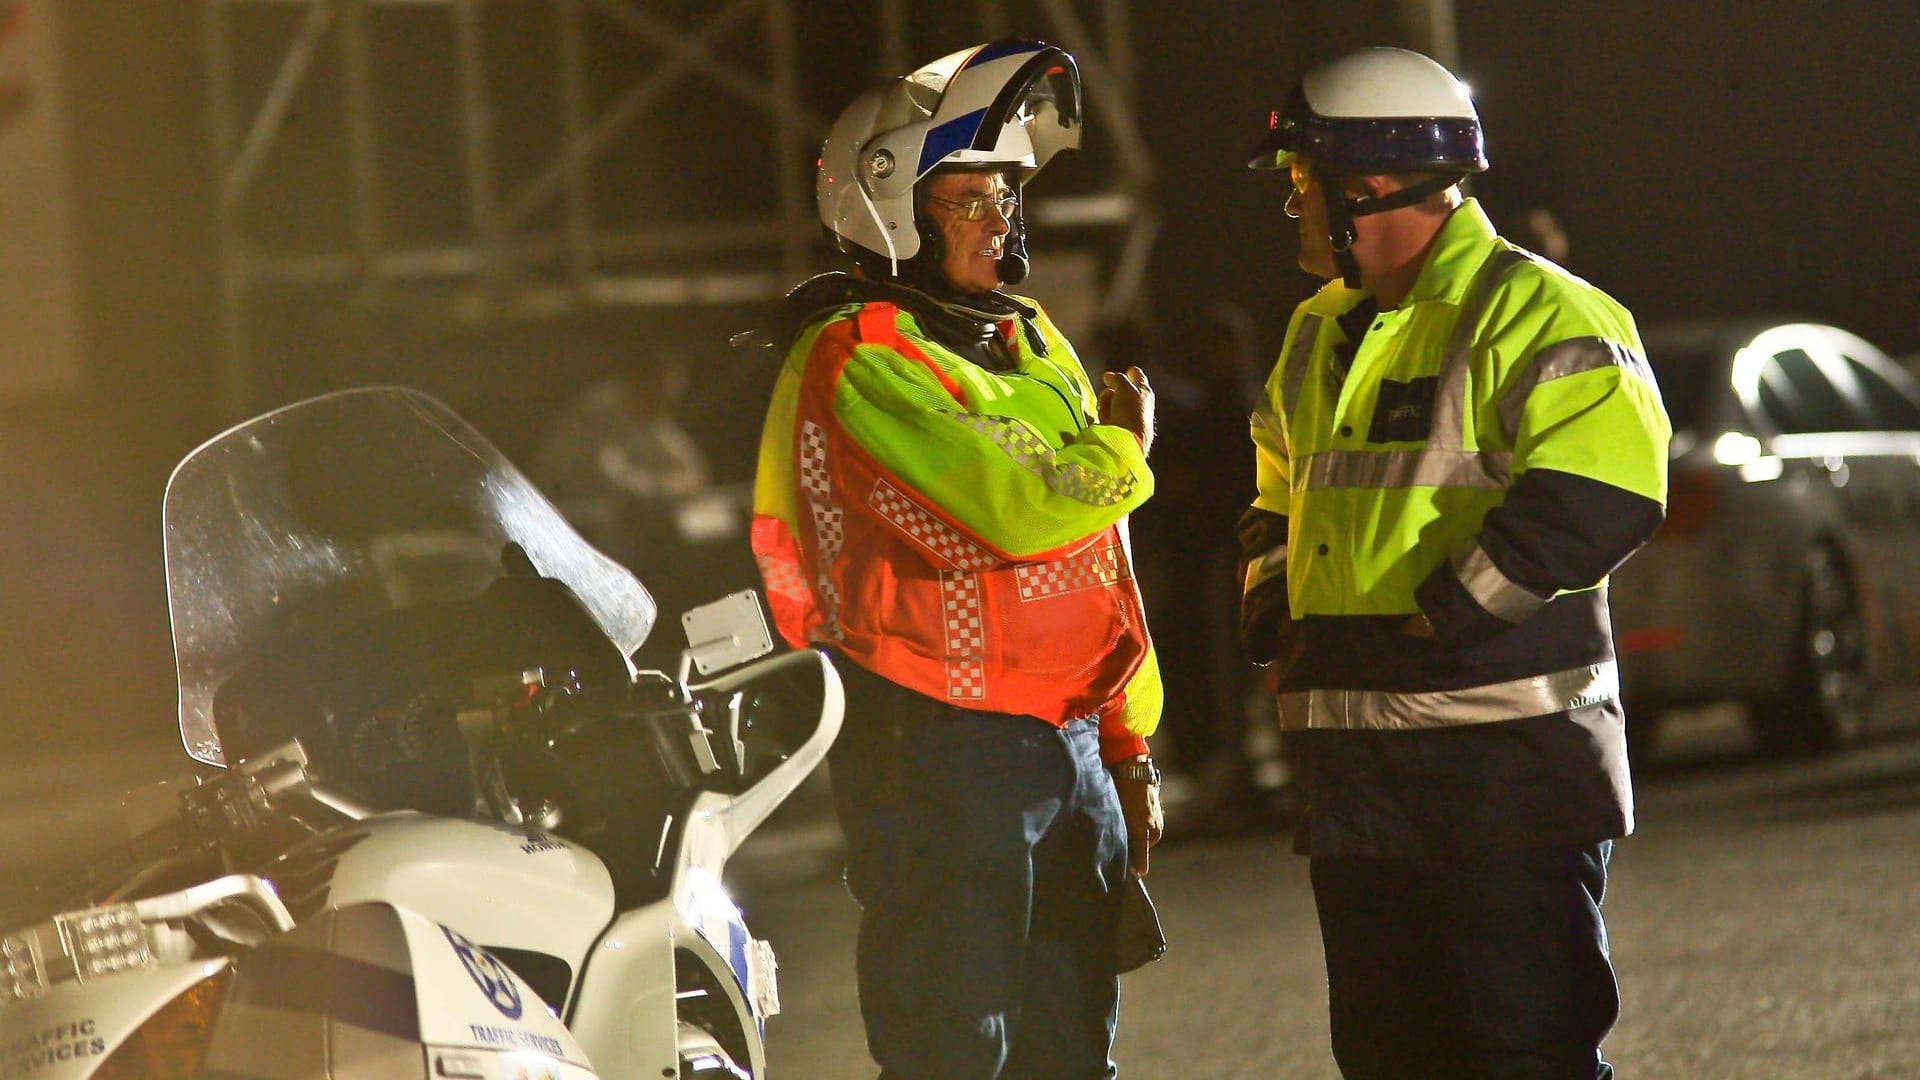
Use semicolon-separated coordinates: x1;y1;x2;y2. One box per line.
1322;178;1364;289
1317;167;1463;288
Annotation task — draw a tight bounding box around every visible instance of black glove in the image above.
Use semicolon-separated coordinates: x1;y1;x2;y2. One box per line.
1235;506;1293;665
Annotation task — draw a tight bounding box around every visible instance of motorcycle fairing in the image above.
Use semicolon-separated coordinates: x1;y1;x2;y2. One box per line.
681;865;775;1023
318;814;616;1015
203;902;599;1079
0;959;228;1079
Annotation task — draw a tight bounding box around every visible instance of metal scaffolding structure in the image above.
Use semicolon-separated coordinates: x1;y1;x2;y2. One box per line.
203;0;1157;416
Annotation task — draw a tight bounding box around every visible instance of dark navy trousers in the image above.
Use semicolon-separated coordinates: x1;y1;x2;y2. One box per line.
1310;843;1620;1079
828;659;1131;1080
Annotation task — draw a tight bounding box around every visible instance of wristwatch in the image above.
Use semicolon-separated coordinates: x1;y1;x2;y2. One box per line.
1111;755;1161;786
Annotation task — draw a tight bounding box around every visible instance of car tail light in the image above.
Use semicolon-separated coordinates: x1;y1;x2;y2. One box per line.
1659;462;1722;537
90;965;234;1079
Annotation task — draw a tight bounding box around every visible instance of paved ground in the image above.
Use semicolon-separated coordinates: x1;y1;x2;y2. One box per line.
731;708;1920;1079
3;693;1918;1077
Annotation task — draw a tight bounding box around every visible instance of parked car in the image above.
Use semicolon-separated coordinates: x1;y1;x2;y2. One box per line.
1612;319;1920;758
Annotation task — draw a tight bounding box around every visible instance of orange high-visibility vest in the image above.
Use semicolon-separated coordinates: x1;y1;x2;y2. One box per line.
752;300;1161;761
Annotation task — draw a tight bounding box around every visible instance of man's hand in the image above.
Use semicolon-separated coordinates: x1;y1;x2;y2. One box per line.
1111;765;1165;876
1097;366;1156;456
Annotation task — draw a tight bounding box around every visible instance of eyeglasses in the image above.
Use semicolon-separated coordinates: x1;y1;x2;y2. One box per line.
925;191;1019;222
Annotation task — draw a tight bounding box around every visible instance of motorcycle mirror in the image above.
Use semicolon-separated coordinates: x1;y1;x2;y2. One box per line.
678;590;775;680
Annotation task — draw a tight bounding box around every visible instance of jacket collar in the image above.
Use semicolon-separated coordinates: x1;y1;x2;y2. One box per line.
1398;197;1501;309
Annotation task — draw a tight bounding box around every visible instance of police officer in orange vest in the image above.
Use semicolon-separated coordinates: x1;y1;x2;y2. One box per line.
751;39;1165;1079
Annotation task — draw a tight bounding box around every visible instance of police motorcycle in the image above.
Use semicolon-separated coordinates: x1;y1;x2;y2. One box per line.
0;387;842;1078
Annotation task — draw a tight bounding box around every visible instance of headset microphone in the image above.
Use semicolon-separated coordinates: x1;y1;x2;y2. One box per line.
999;204;1031;286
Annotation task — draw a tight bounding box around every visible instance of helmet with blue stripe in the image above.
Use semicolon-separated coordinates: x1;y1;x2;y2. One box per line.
818;39;1082;269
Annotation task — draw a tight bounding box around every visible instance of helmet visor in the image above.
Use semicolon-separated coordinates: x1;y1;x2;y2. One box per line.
1002;46;1083;174
1248;82;1487;173
911;41;1083;178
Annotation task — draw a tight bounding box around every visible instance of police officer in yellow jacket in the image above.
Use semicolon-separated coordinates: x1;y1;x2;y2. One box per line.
1239;48;1670;1078
752;40;1164;1079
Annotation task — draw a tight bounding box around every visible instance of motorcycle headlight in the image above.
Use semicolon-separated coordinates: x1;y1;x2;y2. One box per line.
89;965;234;1079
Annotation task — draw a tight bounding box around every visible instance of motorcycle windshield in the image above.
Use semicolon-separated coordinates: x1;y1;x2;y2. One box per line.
164;387;657;767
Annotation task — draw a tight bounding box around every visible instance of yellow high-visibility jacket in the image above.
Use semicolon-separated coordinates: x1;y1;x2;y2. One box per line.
1241;199;1670;854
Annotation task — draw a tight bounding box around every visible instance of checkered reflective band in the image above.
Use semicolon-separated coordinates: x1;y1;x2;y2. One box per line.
1014;543;1129;602
868;479;996;571
940;570;988;699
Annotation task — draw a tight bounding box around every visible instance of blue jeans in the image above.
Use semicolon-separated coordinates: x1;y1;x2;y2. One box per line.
829;659;1131;1080
1310;843;1620;1079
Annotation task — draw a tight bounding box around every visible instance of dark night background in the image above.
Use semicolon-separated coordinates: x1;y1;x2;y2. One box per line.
5;1;1920;754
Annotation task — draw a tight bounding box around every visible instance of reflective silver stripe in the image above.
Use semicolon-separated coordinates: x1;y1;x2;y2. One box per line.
952;413;1138;507
1303;448;1510;491
1497;337;1661;439
1276;661;1618;731
1280;314;1322;421
1454;543;1548;623
1243;545;1288;594
1431;249;1530;452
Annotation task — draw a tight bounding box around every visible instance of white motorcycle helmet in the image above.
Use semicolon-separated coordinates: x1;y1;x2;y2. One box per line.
1248;47;1486;285
818;39;1082;279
